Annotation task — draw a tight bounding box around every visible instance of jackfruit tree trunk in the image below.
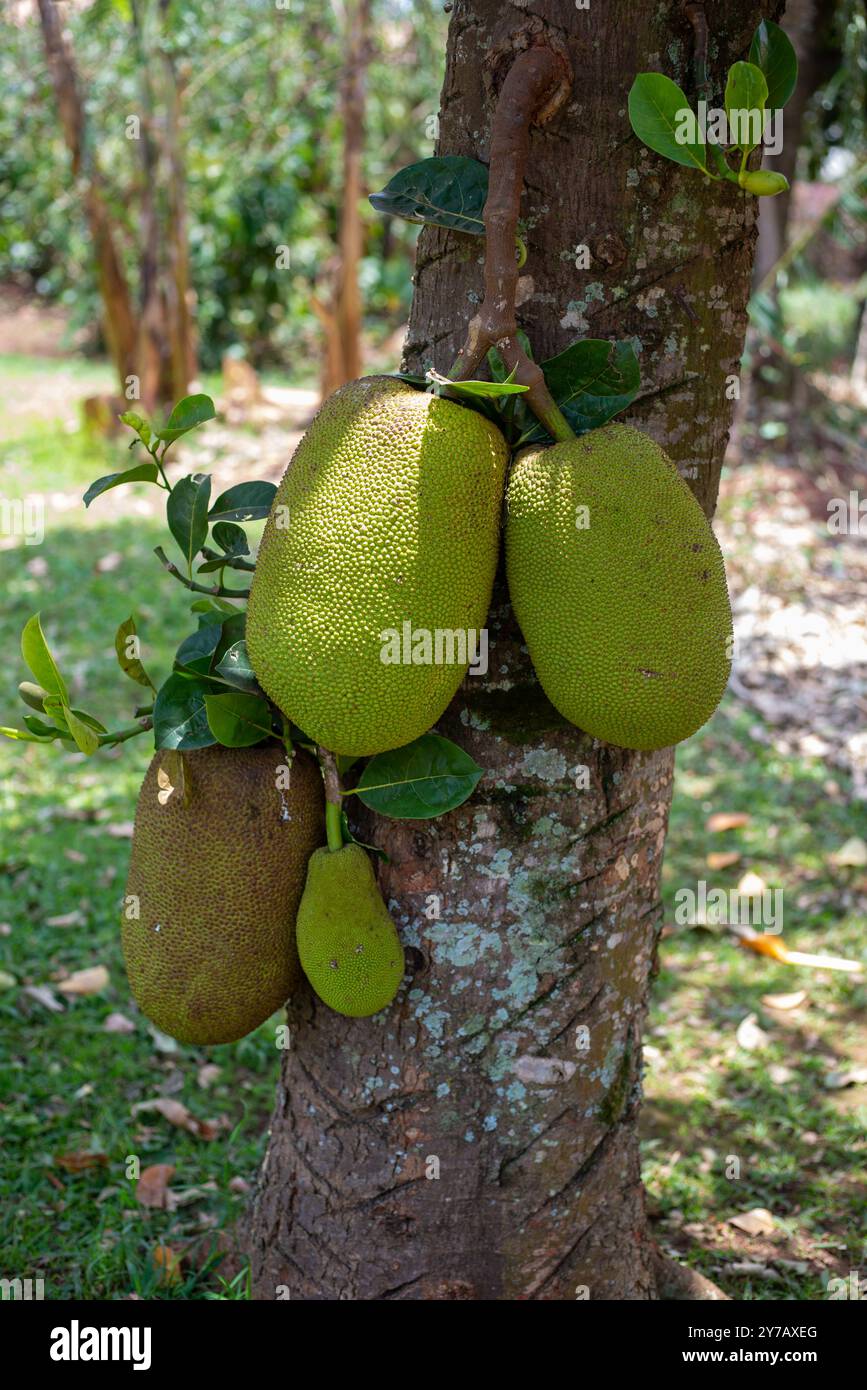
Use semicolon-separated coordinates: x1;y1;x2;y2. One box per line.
245;0;779;1299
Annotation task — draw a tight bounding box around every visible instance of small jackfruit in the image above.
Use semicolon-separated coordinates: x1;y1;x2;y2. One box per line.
246;376;509;756
505;423;732;751
738;169;788;196
296;843;404;1017
121;743;324;1044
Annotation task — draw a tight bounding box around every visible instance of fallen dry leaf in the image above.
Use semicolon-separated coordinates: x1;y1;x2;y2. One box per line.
58;966;109;996
728;1207;775;1236
706;812;751;833
828;836;867;869
171;1181;218;1207
103;1012;135;1034
63;849;87;864
737;870;767;897
133;1097;220;1140
136;1163;175;1209
706;851;742;870
197;1063;221;1090
229;1176;250;1195
103;822;134;839
45;910;85;929
148;1025;178;1054
823;1067;867;1090
23;984;64;1012
736;1012;769;1051
153;1244;182;1285
133;1098;199;1134
729;1260;780;1278
762;989;808;1011
767;1063;795;1085
55;1151;109;1172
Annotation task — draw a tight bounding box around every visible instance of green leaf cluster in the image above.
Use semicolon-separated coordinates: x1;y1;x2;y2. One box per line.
627;21;798;197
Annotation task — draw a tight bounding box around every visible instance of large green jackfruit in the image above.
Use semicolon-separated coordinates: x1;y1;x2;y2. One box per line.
246;376;509;756
121;744;324;1044
505;424;732;751
296;843;404;1017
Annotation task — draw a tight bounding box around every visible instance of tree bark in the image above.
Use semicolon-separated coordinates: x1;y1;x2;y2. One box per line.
245;0;779;1300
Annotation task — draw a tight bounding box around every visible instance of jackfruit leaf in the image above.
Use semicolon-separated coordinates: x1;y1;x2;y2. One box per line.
205;691;273;747
516;339;641;445
167;473;211;572
749;19;798;112
213;640;261;694
174;624;223;677
724;62;767;155
42;695;68;727
83;461;160;508
196;553;253;575
153;674;216;750
212;521;250;556
355;733;482;819
114;616;155;690
208;481;276;523
339;809;389;861
628;74;710;172
64;706;101;756
211;612;247;671
21;614;69;703
369;155;488;236
118;410;152;449
0;724;55;743
427;368;528;399
190;596;240;618
155;393;216;444
23;715;68;739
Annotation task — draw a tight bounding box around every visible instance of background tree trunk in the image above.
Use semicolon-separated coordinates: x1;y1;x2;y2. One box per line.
245;0;779;1300
312;0;372;398
37;0;138;392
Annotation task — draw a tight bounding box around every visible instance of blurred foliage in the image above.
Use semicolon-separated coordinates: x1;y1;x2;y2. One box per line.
0;0;447;369
802;0;867;175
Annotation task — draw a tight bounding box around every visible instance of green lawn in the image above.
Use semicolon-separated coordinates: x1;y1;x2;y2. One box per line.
0;356;864;1300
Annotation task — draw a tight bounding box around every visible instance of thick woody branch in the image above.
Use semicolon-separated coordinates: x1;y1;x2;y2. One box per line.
448;44;574;442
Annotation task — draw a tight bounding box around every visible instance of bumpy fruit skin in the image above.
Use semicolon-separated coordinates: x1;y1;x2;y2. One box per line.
505;423;732;751
296;843;404;1017
121;744;324;1044
246;376;509;756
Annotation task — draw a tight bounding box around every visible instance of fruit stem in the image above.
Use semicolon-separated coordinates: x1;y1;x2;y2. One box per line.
325;801;343;852
446;44;576;442
319;747;345;851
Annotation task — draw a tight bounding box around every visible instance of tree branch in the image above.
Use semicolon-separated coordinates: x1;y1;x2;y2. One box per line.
447;43;574;442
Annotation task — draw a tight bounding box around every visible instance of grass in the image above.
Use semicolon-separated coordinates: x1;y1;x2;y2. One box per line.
0;354;864;1300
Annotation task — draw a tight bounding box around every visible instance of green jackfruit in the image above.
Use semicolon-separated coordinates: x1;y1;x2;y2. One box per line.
121;744;324;1044
505;423;732;751
246;376;509;756
296;843;404;1017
